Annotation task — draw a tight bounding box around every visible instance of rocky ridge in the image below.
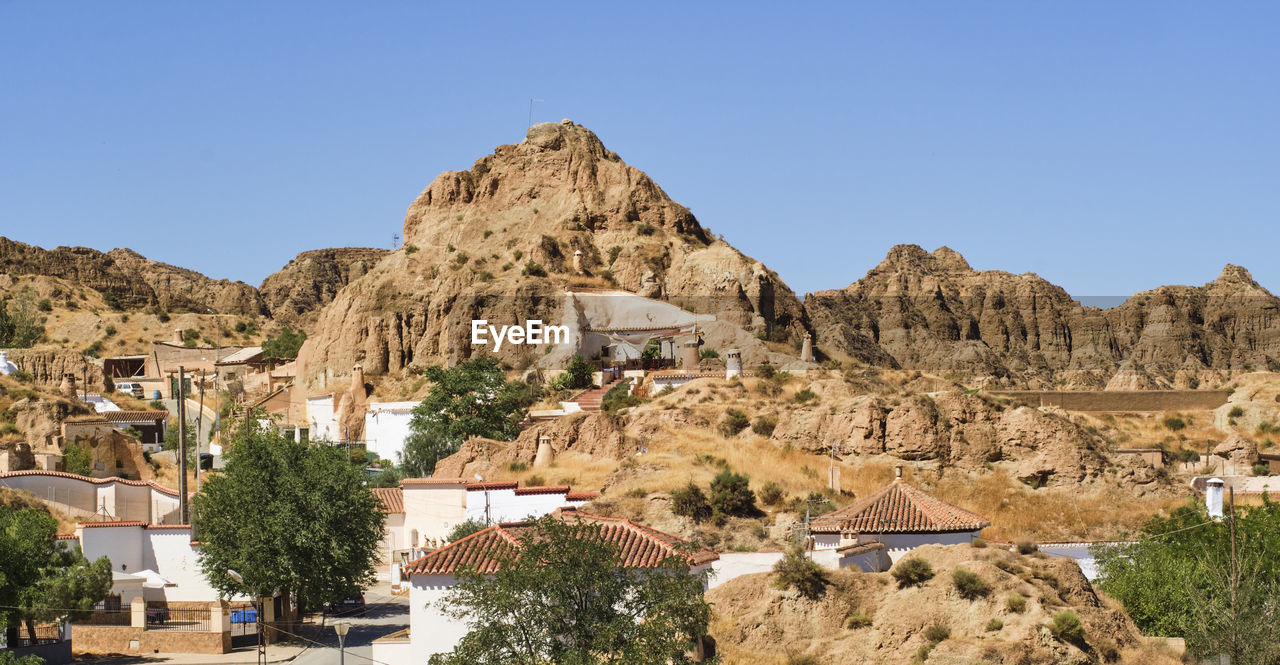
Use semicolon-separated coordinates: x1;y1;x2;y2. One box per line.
257;247;390;328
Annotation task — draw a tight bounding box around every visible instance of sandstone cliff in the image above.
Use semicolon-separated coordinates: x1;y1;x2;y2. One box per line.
805;244;1280;383
258;247;389;329
0;237;265;315
296;120;809;391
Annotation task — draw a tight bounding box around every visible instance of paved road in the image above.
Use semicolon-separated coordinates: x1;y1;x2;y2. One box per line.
289;587;408;665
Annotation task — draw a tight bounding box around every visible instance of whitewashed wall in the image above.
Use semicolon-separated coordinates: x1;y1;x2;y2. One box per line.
402;486;467;545
410;575;468;661
307;396;336;442
364;402;417;462
145;528;220;602
708;552;784;589
80;525;145;572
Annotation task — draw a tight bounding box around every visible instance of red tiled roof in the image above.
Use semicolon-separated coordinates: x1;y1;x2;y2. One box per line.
400;477;468;486
809;480;990;535
466;481;518;491
56;533;79;540
566;491;601;501
404;510;718;575
513;485;570;496
79;520;147;528
145;524;191;530
373;487;404;514
0;470;179;497
100;410;168;423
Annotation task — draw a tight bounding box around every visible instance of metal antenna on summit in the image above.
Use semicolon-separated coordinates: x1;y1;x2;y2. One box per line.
392;233;400;249
528;98;544;128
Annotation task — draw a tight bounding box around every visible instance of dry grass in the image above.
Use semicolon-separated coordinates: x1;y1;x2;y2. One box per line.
1;486;80;533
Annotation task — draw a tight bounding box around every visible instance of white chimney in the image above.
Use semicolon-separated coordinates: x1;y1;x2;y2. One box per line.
1206;477;1225;520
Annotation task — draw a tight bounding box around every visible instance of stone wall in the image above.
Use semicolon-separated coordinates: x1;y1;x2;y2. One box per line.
71;625;230;655
987;390;1231;412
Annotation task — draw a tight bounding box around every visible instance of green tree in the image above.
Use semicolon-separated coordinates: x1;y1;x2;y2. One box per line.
447;518;489;542
1094;498;1280;664
62;441;91;476
0;292;45;349
0;505;112;644
400;358;533;476
192;427;385;616
772;546;829;599
710;470;756;517
262;327;307;360
551;354;593;391
163;420;197;468
430;515;712;665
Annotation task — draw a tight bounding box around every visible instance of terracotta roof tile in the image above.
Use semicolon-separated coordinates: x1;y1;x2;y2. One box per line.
465;481;519;491
404;510;717;575
99;410;168;423
809;480;990;535
513;485;570;496
145;524;191;530
400;477;468;486
79;520;147;528
0;470;178;496
373;487;404;514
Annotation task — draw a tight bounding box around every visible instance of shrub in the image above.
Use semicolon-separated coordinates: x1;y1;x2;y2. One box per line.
1006;593;1027;613
670;483;711;522
985;618;1003;631
63;442;91;476
636;222;655;236
952;569;991;600
772;547;829;599
525;474;545;486
625;488;648;499
9;369;32;383
784;653;820;665
475;270;494;282
103;324;117;337
699;348;719;359
501;262;514;271
1253;463;1271;476
522;260;547;277
513;249;523;260
1178;447;1201;463
607;246;622;264
447;518;488;542
103;291;122;310
1162;416;1185;431
1258;421;1275;433
36;298;52;312
846;611;873;629
758;481;784;506
793;388;818;404
0;423;20;435
923;623;950;643
482;229;492;238
970;537;988;548
751;415;777;437
507;461;528;472
403;244;418;254
719;409;750;437
892;557;935;588
1229;406;1245;418
1051;610;1085;643
710;470;756;516
1016;539;1038;554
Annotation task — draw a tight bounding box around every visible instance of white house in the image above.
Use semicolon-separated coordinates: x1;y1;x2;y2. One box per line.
370;509;718;665
363;401;417;462
808;471;990;571
306;395;337;441
75;522;229;603
372;479;600;566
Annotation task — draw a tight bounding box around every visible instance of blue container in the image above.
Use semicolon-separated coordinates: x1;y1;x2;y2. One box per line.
152;390;162;400
231;608;257;624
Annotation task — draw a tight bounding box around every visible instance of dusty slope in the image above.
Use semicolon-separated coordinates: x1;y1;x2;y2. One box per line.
708;544;1177;665
805;244;1280;384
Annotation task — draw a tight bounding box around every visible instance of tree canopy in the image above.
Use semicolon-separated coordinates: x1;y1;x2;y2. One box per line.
400;358;535;476
0;505;112;643
1094;498;1280;664
430;515;713;665
192;426;385;614
0;292;45;349
262;327;306;360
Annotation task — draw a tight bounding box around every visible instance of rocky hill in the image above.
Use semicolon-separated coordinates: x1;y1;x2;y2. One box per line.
258;247;389;329
0;237;265;315
805;244;1280;385
295;120;809;392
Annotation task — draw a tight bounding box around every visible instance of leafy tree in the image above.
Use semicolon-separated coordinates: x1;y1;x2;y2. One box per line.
262;327;307;360
773;546;829;599
400;358;533;476
0;505;112;644
551;354;593;391
709;470;756;517
1094;498;1280;664
192;427;385;616
891;557;934;588
447;519;489;542
62;441;91;476
670;483;711;522
0;292;45;349
163;420;197;468
0;651;44;665
367;466;404;488
430;515;712;665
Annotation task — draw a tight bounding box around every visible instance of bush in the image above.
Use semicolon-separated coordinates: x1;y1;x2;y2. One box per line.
952;569;991;600
1016;539;1038;554
923;623;950;643
793;388;818;404
1178;447;1201;463
507;461;528;472
1163;417;1186;431
710;470;756;516
636;222;655;236
522;260;547;277
970;537;988;548
1229;406;1245;418
1253;463;1270;476
670;483;711;522
403;244;419;254
892;557;935;588
985;618;1003;631
625;487;648;498
36;298;52;312
1051;610;1085;643
103;291;122;310
63;442;91;476
756;361;776;379
719;409;750;437
772;547;829;599
784;653;820;665
555;355;594;390
846;611;873;629
447;518;488;542
758;481;784;506
699;348;719;359
9;369;32;383
751;415;777;437
1006;593;1027;613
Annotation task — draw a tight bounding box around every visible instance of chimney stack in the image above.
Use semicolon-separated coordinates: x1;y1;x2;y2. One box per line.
725;349;742;379
173;329;184;344
351;364;364;391
573;249;584;274
894;465;903;481
534;434;554;468
1206;477;1224;519
801;333;814;363
681;339;701;370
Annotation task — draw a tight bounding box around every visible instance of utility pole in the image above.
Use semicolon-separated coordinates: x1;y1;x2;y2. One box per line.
196;372;206;492
1228;485;1239;661
177;366;188;524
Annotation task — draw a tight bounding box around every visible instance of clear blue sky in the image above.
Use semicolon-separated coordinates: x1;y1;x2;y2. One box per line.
2;2;1277;300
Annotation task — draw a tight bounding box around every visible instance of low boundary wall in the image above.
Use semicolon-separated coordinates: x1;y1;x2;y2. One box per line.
987;390;1230;412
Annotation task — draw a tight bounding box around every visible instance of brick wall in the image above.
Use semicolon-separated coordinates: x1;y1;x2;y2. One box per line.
71;625;230;655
